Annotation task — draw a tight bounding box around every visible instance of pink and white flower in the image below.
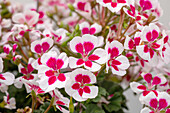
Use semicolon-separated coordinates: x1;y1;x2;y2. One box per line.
42;28;68;44
0;58;15;86
96;0;134;13
130;73;167;104
136;23;164;61
79;22;102;35
3;92;16;110
18;58;35;80
69;34;107;72
124;34;141;50
65;68;98;101
50;89;70;113
37;50;68;92
31;37;54;55
105;41;130;76
73;0;92;18
141;91;170;113
12;10;39;26
130;73;167;94
3;44;12;55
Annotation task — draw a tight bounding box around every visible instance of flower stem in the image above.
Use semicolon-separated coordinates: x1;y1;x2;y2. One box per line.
116;8;125;40
31;90;36;113
44;97;54;113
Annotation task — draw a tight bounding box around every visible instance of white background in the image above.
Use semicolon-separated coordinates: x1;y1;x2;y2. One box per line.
11;0;170;113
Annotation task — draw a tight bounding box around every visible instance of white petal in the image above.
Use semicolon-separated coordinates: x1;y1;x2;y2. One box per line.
140;26;150;42
158;92;170;105
155;74;167;85
69;57;83;69
14;77;23;88
57;52;68;69
65;78;77;96
97;36;104;47
30;40;41;53
0;57;3;72
136;45;150;60
12;13;25;24
0;72;15;85
41;51;58;65
149;23;160;33
84;62;101;72
79;22;90;30
82;86;98;99
111;66;126;76
106;41;124;54
82;34;98;48
72;91;87;102
24;11;39;26
69;36;82;53
142;91;157;106
90;23;102;34
41;37;54;49
116;55;130;69
92;48;107;64
124;35;132;50
130;82;144;94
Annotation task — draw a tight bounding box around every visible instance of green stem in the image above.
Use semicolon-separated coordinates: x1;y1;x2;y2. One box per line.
31;90;36;113
44;97;54;113
98;64;106;77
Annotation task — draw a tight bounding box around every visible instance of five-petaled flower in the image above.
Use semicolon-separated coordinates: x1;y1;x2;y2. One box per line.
37;50;68;92
105;41;130;76
65;68;98;101
69;34;107;72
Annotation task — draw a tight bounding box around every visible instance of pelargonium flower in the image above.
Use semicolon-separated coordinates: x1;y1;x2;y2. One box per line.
141;91;170;113
124;33;141;50
3;44;12;55
137;0;159;12
3;92;16;110
79;22;102;35
69;34;107;72
21;75;44;95
37;50;68;92
49;89;70;113
18;58;35;80
65;68;98;101
73;0;92;18
96;0;134;13
136;23;164;61
130;73;167;103
31;37;54;55
43;28;68;44
105;41;130;76
12;10;39;26
0;57;15;86
74;0;91;13
123;5;147;24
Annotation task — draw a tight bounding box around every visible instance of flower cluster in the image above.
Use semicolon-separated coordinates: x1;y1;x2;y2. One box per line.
0;0;169;112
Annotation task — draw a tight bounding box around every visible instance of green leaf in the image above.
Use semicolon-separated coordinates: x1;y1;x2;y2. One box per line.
85;104;105;113
92;95;101;102
103;93;122;112
99;87;108;96
69;97;74;113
